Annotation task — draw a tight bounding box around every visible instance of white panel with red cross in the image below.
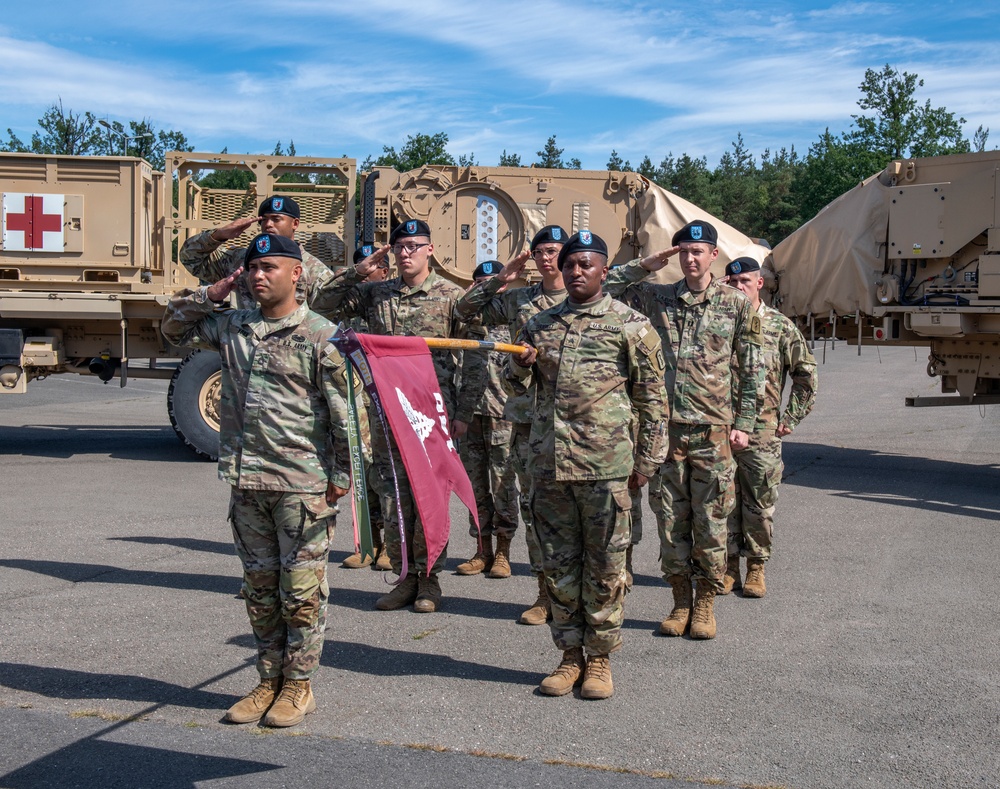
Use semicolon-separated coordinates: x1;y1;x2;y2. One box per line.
2;193;65;252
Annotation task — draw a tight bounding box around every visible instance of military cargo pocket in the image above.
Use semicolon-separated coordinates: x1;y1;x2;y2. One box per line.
610;483;633;552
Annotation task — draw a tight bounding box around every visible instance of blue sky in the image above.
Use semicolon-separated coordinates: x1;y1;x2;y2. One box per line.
1;1;997;170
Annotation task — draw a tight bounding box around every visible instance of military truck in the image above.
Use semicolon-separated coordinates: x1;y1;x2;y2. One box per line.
768;150;1000;406
0;151;356;458
1;152;769;459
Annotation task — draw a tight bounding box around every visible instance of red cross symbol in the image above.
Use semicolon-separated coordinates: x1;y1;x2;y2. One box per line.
6;196;63;249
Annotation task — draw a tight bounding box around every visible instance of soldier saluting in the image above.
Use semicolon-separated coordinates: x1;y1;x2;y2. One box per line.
605;220;764;640
509;231;667;700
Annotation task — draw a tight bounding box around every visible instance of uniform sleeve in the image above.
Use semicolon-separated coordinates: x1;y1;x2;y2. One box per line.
160;286;227;351
779;323;818;432
299;255;337;310
455;276;510;327
318;343;353;491
452;305;488;424
604;259;651;299
732;300;765;432
309;265;367;322
179;231;241;285
504;325;536;395
628;323;669;476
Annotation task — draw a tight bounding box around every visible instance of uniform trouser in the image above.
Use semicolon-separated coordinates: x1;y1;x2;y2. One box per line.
727;430;783;561
532;477;632;656
510;423;544;576
363;455;384;533
628;481;653;545
372;427;446;576
229;487;334;681
459;414;518;539
657;423;736;593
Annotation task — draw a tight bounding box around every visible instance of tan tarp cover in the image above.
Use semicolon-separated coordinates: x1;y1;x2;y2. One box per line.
632;180;770;284
768;173;889;318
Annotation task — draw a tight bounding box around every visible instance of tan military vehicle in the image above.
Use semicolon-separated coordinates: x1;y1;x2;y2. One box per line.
1;153;768;458
0;151;356;458
768;150;1000;406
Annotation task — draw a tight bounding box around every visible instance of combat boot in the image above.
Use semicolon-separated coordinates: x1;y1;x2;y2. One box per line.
580;654;614;700
413;573;442;613
262;678;316;728
743;559;766;597
375;574;418;610
520;575;551;626
488;535;512;578
689;578;717;640
720;554;742;595
373;529;392;571
224;676;282;724
539;647;585;696
659;574;692;636
342;548;373;569
456;536;493;576
625;545;635;592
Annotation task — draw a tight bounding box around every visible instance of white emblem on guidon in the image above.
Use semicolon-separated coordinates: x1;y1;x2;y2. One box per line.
397;388;435;461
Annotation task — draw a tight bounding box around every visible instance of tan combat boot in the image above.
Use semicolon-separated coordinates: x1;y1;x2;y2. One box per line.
659;574;692;636
375;574;418;610
341;549;373;569
539;647;586;696
373;529;392;571
488;535;512;578
625;545;635;592
262;678;316;728
520;575;551;626
720;554;742;595
580;654;614;700
689;578;717;640
413;573;442;613
456;536;493;576
224;676;282;724
743;559;766;597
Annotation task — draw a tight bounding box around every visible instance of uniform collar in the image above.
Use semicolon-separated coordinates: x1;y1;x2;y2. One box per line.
245;301;310;338
560;293;612;317
393;268;438;295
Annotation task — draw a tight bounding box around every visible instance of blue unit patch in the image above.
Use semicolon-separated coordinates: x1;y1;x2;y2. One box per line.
730;261;742;274
580;230;592;245
406;220;417;234
272;198;283;212
552;228;562;240
362;244;373;256
691;225;703;240
256;236;271;253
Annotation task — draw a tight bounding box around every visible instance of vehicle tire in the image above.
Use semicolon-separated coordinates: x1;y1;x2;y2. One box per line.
168;350;222;461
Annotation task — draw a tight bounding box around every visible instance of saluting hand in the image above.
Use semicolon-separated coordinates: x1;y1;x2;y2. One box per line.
211;216;261;242
497;250;532;284
639;246;681;272
356;245;391;278
206;266;244;303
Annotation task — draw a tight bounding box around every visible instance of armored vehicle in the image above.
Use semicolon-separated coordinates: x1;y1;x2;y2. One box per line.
768;150;1000;406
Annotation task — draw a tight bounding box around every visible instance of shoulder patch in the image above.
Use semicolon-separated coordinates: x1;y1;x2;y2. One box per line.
749;314;762;336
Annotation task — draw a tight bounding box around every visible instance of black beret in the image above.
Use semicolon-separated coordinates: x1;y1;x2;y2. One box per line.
557;230;609;268
473;260;501;279
725;257;761;276
530;225;568;249
390;218;431;244
245;233;302;265
353;244;377;264
672;220;717;246
258;195;300;219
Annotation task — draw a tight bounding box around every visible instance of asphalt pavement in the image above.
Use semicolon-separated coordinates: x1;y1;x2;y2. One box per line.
0;344;998;789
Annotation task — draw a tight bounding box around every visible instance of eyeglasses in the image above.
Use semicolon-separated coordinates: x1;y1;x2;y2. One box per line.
531;246;561;258
392;243;430;255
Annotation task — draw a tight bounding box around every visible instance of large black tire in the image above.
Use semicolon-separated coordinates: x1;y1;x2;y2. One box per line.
168;350;222;461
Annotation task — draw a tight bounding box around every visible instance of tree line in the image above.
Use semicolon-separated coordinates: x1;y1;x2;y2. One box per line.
1;65;989;246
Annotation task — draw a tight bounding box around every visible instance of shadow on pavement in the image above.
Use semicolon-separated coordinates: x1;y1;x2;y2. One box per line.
0;559;233;594
0;424;201;463
107;536;235;556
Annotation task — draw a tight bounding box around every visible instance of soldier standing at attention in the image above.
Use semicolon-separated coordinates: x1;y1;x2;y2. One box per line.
605;220;763;640
722;257;817;597
509;231;667;700
455;226;568;625
341;245;392;571
314;219;485;614
455;261;520;579
161;233;351;728
180;196;333;309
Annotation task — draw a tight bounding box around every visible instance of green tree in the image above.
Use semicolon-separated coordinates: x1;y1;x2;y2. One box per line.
636;155;656;180
535;135;581;169
377;132;455;171
606;150;631;171
655;152;717;214
1;100;104;155
458;152;478;166
498;149;521;167
712;134;758;236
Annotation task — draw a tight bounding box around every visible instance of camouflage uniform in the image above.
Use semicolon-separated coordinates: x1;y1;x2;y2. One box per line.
456;278;567;576
180;230;335;310
459;321;518;540
728;303;816;561
507;294;667;655
313;267;485;575
161;287;350;681
606;262;763;592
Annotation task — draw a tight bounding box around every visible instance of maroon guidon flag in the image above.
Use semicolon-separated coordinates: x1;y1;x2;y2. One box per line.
332;329;479;577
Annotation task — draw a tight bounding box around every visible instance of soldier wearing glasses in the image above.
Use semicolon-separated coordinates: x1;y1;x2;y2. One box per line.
312;219;485;614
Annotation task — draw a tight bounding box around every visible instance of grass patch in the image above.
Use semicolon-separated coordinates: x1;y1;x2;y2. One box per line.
412;628;440;640
68;709;148;723
468;749;528;761
403;742;449;753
